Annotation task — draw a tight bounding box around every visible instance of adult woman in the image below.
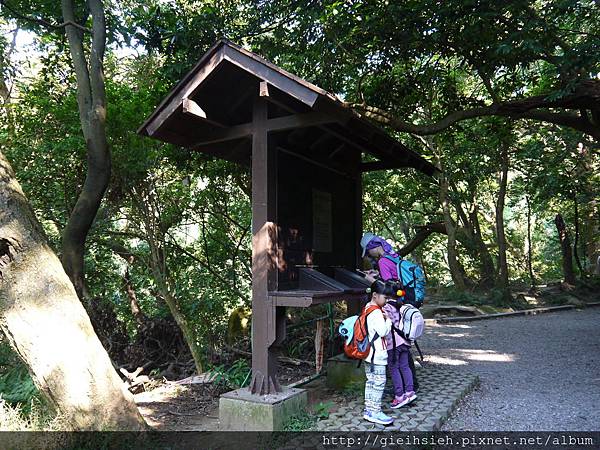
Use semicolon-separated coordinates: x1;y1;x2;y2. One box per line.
360;232;401;284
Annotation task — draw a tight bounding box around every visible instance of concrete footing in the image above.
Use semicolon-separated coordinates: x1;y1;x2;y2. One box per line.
326;353;366;390
219;387;307;431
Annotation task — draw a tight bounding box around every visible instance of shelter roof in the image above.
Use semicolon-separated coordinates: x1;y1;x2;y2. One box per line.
138;39;437;176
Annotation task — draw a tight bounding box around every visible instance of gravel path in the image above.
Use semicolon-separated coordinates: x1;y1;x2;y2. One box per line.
418;307;600;431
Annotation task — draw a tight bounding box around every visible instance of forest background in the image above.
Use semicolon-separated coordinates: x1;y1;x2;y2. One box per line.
0;0;598;430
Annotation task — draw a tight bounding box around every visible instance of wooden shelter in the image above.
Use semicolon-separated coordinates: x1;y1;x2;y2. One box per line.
139;39;437;396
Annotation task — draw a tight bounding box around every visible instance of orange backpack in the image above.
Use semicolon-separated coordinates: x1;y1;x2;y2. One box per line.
343;304;382;361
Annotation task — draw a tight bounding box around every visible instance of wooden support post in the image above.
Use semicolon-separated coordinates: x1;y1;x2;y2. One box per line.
249;90;284;395
348;171;363;317
315;320;325;373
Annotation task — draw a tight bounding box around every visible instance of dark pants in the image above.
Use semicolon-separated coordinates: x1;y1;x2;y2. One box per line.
387;345;414;398
408;350;419;392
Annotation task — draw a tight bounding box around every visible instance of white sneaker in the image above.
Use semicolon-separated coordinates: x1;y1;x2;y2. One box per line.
363;410;394;425
405;391;417;404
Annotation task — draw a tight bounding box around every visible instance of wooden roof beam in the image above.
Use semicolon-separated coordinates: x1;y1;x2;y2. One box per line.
188;122;253;148
223;46;320;107
188;111;340;148
143;48;225;136
267;111;338;132
182;98;227;128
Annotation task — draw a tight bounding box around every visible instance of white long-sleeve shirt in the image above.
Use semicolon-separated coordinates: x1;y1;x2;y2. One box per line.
365;302;392;366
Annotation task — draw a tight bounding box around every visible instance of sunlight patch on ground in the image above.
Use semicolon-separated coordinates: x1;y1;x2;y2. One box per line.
135;384;189;404
443;324;474;329
455;349;515;362
426;355;468;366
435;332;470;338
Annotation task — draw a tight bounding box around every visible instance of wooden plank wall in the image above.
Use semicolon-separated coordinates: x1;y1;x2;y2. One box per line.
276;150;360;289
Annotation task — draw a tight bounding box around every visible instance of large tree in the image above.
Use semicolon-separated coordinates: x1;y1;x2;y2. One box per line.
0;149;146;430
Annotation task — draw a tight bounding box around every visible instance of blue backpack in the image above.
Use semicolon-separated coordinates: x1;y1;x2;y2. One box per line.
382;255;426;308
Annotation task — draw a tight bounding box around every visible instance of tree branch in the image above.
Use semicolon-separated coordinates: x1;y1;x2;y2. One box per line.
397;222;446;257
517;110;600;139
0;0;91;34
61;0;92;133
351;80;600;139
87;0;106;109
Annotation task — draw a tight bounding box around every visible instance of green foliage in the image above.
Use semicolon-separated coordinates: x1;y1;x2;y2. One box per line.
0;367;37;409
0;341;38;413
444;289;484;307
207;359;250;390
313;401;334;420
0;340;62;430
283;401;335;431
2;0;599;394
283;411;317;432
341;380;364;398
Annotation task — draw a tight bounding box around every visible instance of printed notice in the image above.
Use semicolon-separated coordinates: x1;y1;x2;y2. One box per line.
312;189;332;252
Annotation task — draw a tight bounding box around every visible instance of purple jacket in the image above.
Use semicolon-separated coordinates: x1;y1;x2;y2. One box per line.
377;255;399;282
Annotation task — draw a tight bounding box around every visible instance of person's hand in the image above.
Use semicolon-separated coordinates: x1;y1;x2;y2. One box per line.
382;311;389;320
364;269;379;284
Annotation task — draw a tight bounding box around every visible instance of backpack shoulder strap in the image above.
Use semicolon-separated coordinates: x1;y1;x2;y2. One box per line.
392;324;408;340
414;340;425;362
363;305;381;372
359;305;380;346
382;254;400;264
363;304;381;316
382;254;403;282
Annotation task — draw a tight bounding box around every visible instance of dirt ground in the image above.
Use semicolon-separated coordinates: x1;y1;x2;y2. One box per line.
135;362;315;430
135;382;223;430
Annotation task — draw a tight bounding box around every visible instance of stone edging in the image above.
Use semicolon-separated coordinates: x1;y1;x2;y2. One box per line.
431;375;480;431
428;302;600;325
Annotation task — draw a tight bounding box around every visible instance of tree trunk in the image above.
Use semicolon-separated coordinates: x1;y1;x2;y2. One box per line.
468;203;496;288
573;194;585;277
584;204;600;275
398;223;441;256
124;265;145;326
0;30;17;138
0;151;146;430
495;143;510;299
526;194;536;287
133;183;204;375
448;182;496;288
150;263;204;375
580;145;599;273
439;174;466;290
60;0;111;300
555;213;577;285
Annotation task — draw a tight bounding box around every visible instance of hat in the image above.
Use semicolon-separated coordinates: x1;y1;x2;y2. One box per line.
360;232;376;257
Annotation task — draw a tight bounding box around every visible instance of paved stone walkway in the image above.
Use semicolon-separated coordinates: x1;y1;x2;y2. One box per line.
313;363;479;431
